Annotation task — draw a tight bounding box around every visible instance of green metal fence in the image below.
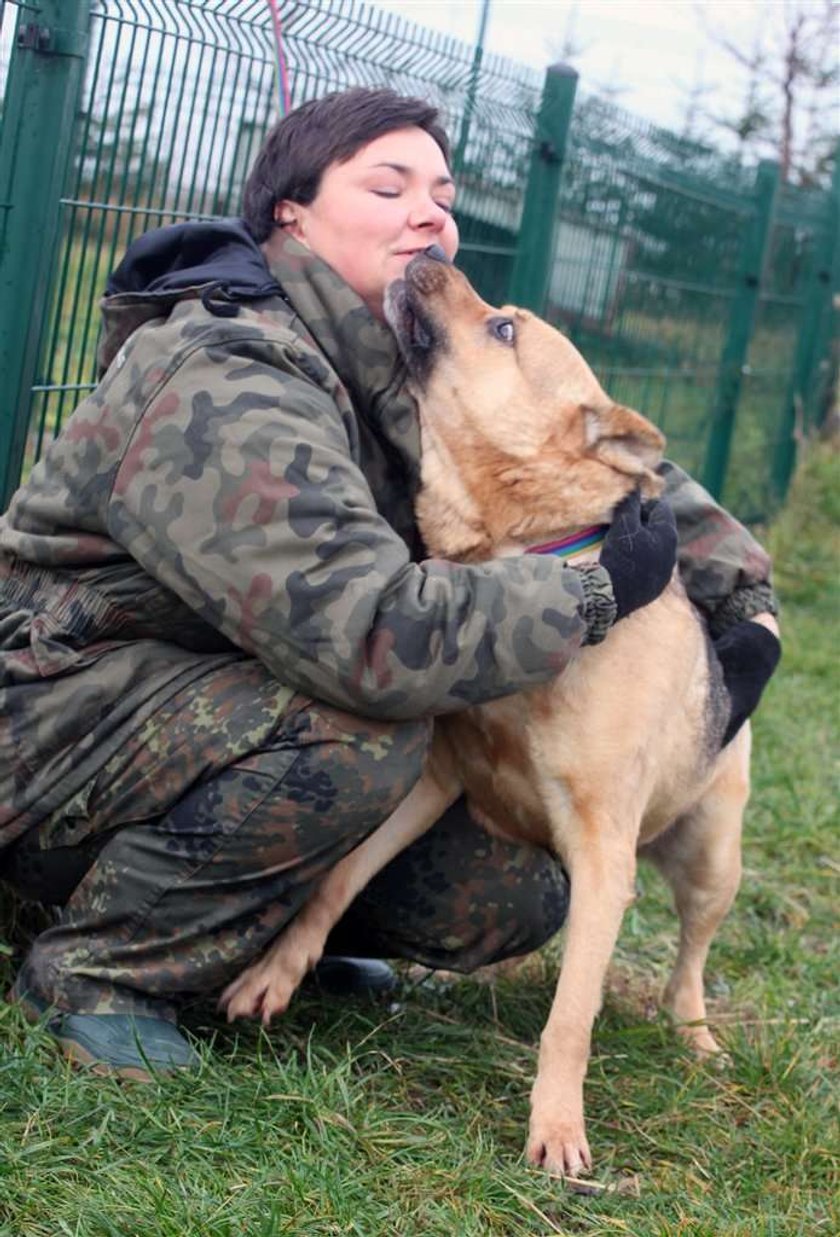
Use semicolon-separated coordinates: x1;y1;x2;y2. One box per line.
1;0;837;518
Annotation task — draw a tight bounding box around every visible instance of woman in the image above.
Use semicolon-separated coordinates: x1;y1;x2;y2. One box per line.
0;89;779;1077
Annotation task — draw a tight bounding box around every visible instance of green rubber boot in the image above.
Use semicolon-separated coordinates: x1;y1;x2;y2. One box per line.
10;987;199;1082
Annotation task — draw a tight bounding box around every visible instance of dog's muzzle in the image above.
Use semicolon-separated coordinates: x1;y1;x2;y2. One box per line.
384;254;449;380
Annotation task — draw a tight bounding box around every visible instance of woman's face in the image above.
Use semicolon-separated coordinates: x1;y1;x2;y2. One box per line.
273;126;459;319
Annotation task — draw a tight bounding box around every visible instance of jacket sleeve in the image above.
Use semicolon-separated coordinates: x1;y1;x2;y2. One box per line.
107;329;614;719
659;460;779;636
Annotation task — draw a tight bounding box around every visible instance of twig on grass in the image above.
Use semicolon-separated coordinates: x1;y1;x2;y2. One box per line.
551;1172;642;1198
497;1181;568;1231
352;1009;405;1051
422;1006;538;1054
701;1014;813;1026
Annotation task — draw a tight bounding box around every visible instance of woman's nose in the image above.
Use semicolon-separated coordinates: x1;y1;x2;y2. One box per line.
408;196;449;231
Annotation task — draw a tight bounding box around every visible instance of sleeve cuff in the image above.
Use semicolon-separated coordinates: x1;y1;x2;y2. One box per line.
576;563;617;645
709;581;780;637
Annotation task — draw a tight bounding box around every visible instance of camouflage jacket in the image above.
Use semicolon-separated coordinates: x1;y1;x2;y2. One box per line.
0;222;775;844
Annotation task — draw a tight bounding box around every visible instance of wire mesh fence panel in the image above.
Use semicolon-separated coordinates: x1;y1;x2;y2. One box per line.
16;0;541;475
548;93;757;486
0;0;836;515
724;210;810;520
547;95;837;520
723;182;838;519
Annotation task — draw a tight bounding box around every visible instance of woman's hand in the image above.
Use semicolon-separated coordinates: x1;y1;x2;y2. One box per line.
747;611;780;638
714;615;781;747
599;491;678;621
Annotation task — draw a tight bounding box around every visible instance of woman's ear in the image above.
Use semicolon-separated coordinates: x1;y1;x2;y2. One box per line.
273;201;307;244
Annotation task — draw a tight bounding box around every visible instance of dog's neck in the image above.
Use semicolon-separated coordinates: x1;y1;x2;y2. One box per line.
524;525;608;562
492;524;608;564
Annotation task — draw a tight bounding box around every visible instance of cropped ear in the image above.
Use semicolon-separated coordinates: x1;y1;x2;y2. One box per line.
584;403;665;479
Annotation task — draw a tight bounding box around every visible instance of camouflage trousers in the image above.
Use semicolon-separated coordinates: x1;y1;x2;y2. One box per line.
3;659;569;1021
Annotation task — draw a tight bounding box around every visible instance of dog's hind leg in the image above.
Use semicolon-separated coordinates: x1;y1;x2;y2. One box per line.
643;727;751;1056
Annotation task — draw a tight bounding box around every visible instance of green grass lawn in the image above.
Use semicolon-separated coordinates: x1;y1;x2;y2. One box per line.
1;444;838;1236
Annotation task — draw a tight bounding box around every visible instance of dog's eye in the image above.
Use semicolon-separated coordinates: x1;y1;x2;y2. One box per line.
488;317;515;345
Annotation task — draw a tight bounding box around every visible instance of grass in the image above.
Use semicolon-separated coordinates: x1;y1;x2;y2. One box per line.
1;441;838;1236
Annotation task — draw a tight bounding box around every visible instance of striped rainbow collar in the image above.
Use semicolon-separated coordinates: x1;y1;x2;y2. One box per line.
525;524;608;560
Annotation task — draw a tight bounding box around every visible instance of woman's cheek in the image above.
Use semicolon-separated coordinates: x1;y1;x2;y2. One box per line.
444;216;460;260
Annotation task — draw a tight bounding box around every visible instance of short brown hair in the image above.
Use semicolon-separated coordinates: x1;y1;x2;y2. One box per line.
242;88;451;242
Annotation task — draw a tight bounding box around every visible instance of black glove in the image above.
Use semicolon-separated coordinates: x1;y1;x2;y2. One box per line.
600;491;678;621
714;620;781;746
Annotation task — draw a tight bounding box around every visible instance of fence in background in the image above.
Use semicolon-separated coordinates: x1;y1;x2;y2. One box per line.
1;0;837;519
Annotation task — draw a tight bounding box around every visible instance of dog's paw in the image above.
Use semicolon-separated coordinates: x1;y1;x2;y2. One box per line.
219;956;302;1025
527;1111;592;1179
219;919;331;1025
677;1020;727;1061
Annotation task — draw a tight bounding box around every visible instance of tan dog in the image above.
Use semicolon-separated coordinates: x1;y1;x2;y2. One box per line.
222;256;751;1179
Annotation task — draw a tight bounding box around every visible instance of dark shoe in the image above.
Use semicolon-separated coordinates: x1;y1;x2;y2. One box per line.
309;956;397;996
9;987;199;1081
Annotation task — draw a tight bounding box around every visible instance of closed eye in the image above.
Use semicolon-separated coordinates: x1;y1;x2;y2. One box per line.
488;317;515;344
371;190;454;213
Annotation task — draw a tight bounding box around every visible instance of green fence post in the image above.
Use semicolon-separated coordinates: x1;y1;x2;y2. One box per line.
808;157;840;430
0;0;91;510
702;159;780;500
806;149;840;431
508;63;578;312
452;0;491;178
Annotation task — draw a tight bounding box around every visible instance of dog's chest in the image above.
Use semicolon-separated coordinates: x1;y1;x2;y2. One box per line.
440;698;555;847
438;596;717;854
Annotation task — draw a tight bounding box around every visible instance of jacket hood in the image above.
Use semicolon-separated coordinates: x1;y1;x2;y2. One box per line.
98;218;282;371
106;217;280;301
97;223;413;476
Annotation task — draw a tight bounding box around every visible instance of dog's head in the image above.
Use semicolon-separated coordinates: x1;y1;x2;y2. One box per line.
384;253;665;557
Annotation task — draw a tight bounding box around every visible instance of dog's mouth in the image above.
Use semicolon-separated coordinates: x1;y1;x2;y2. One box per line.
383;253;448;382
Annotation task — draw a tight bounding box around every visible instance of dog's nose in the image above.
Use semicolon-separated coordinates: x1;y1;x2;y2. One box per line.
423;244;450;264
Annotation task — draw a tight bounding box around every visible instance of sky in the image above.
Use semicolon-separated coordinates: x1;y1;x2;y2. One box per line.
368;0;832;144
1;1;833;160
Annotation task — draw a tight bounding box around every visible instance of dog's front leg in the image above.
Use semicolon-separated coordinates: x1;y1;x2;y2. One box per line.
220;734;461;1024
527;822;637;1178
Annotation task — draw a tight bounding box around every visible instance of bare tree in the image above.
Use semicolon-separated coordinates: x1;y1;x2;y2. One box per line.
677;50;716;145
546;4;630;106
546;2;590;68
698;0;839;185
